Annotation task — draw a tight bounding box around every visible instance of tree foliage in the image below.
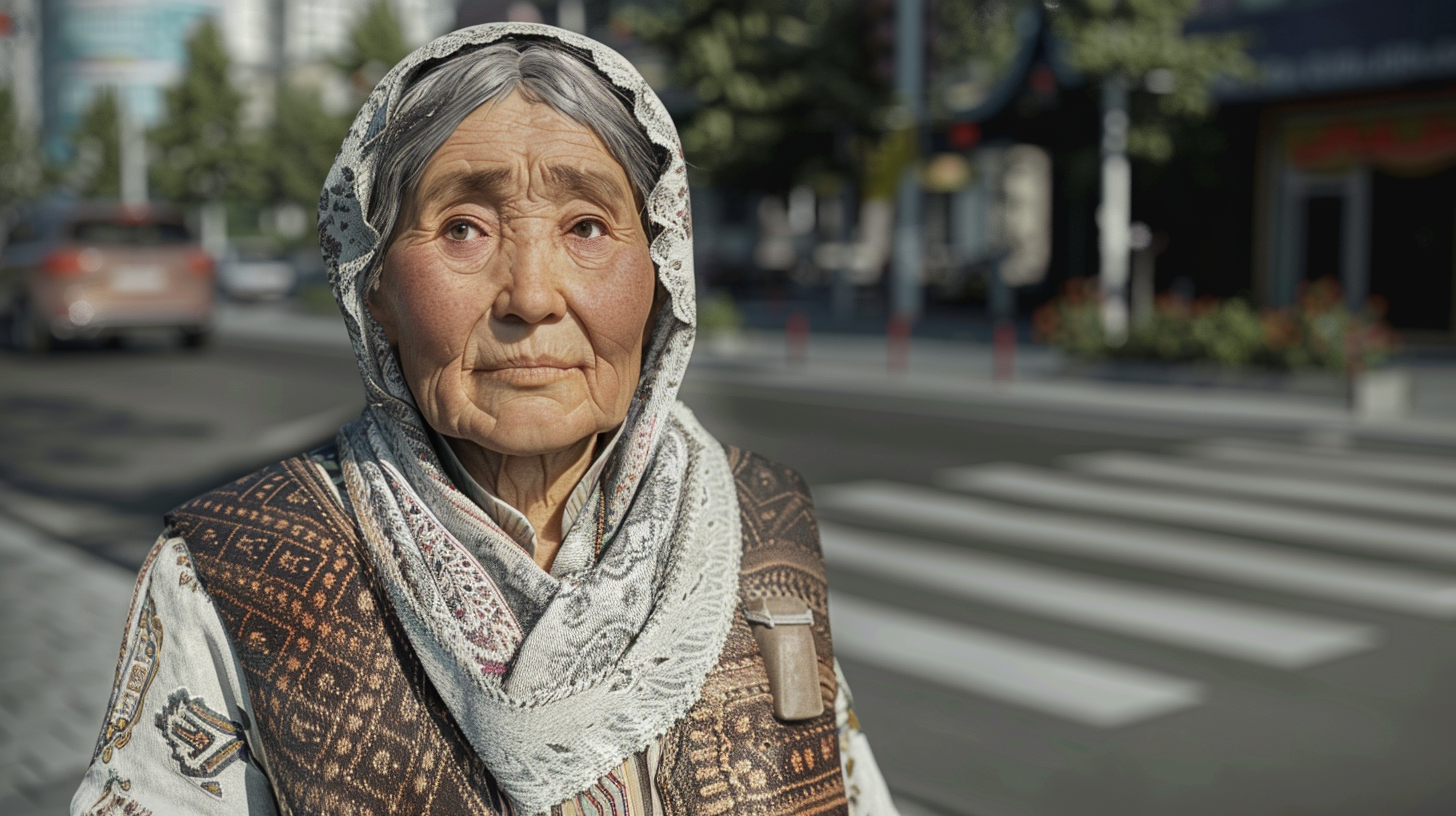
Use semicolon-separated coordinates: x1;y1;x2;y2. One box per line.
70;88;123;199
1048;0;1256;161
267;85;352;210
149;18;246;203
339;0;411;88
0;89;43;211
935;0;1027;70
626;0;889;189
931;0;1033;118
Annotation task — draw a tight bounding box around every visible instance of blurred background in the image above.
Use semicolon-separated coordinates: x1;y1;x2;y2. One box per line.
5;0;1456;814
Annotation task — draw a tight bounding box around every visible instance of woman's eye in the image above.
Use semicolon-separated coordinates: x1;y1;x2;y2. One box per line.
445;221;479;241
570;219;605;239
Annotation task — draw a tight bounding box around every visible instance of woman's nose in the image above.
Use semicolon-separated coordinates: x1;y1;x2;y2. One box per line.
493;236;566;324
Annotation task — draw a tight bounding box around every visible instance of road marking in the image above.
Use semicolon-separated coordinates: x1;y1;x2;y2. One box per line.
829;593;1205;728
1188;438;1456;490
254;403;360;455
1066;451;1456;523
939;464;1456;566
814;481;1456;618
820;523;1378;668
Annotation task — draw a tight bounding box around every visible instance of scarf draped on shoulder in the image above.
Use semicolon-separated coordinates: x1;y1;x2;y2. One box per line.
315;23;739;815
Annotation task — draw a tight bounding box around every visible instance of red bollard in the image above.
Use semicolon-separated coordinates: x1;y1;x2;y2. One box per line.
887;314;911;374
786;310;809;367
993;319;1016;383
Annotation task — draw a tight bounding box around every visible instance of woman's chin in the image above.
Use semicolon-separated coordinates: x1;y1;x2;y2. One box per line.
454;402;604;458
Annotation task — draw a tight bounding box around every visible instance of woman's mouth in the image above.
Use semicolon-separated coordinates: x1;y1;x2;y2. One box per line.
476;357;582;386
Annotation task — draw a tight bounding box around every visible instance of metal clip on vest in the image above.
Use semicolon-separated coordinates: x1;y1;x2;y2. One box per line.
743;596;824;721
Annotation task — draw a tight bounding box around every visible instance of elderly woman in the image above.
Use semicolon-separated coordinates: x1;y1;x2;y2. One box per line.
74;24;896;816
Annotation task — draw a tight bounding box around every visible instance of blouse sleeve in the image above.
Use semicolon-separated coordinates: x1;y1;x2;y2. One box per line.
71;533;280;816
836;659;901;816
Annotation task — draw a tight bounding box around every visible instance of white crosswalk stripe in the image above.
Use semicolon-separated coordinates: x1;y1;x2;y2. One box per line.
1188;437;1456;490
817;441;1456;729
829;593;1206;728
815;481;1456;618
1065;451;1456;523
938;463;1456;565
820;522;1378;668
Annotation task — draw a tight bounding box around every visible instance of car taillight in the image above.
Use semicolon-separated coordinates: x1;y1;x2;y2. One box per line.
42;248;100;277
187;249;214;278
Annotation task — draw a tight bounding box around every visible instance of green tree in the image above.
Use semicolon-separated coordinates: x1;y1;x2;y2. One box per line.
267;84;352;211
69;87;123;198
626;0;889;189
149;18;246;204
1049;0;1255;161
931;0;1035;119
0;88;43;211
339;0;410;89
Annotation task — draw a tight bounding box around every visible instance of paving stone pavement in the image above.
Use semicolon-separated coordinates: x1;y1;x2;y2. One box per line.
0;511;137;815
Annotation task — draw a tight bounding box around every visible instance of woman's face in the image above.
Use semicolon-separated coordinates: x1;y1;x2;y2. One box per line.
369;91;656;458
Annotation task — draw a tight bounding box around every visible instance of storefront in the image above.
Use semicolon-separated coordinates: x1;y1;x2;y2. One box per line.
1194;0;1456;341
1256;93;1456;337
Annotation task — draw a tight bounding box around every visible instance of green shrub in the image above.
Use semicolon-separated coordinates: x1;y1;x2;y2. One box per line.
698;289;744;333
1033;277;1395;370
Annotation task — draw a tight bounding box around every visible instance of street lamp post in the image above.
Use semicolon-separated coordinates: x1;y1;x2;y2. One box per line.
1098;73;1130;346
118;93;148;206
891;0;923;324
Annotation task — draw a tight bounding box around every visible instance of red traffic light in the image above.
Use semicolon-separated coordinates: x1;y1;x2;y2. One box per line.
949;122;980;150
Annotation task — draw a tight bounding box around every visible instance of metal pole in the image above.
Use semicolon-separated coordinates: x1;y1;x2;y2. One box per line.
833;182;856;323
271;0;288;78
557;0;587;33
1098;73;1130;345
119;91;148;206
833;125;856;324
891;0;923;322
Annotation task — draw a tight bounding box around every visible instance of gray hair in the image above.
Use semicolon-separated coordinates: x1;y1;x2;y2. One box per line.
364;38;663;290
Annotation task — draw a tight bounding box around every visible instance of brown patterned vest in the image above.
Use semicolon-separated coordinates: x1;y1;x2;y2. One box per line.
167;446;848;816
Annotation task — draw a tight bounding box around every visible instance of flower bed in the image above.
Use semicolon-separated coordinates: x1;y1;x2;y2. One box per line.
1033;278;1396;370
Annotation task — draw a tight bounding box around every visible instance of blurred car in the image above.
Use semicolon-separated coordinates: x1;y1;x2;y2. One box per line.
0;201;215;351
218;240;297;301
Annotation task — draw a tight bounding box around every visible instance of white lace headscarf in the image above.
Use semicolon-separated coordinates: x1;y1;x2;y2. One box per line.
318;23;740;815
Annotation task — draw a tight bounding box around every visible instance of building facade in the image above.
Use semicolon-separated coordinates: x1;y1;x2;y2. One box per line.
1192;0;1456;340
37;0;455;159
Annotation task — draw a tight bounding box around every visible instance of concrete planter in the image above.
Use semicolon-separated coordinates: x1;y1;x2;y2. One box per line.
1059;358;1347;398
699;329;746;358
1350;369;1413;420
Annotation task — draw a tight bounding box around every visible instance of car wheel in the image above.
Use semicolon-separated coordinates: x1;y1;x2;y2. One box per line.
179;327;211;350
11;299;52;353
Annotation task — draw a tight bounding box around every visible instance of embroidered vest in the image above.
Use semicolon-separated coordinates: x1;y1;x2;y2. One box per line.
167;446;847;816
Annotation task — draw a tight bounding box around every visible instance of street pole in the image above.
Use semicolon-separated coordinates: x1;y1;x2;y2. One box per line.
118;92;148;206
832;124;855;324
557;0;586;33
1098;73;1130;346
271;0;288;80
891;0;923;323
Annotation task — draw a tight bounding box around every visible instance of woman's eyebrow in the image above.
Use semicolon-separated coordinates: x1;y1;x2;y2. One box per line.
544;165;631;212
419;168;513;208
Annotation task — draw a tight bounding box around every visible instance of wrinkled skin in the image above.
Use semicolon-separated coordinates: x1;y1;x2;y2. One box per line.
368;91;656;568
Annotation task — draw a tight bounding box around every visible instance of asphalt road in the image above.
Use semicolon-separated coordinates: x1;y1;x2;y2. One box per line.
681;374;1456;816
6;319;1456;816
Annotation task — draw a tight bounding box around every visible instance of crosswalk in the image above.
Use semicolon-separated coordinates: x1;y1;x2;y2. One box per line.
817;437;1456;728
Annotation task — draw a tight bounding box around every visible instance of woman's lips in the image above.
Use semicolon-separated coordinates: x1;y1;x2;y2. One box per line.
476;359;582;386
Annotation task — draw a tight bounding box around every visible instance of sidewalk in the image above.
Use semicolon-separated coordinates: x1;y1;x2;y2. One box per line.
0;514;136;816
214;301;1456;444
690;329;1456;444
